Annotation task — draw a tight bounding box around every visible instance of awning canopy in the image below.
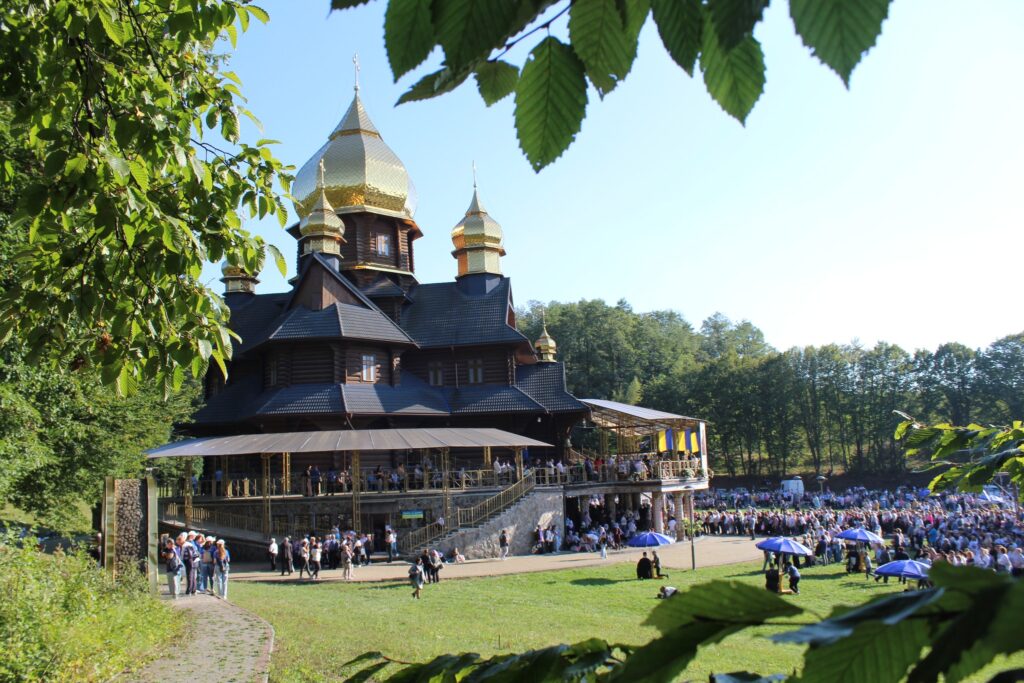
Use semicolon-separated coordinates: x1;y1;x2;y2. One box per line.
146;428;551;459
580;398;703;436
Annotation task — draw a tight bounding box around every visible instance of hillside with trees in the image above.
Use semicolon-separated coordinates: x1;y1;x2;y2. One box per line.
518;300;1023;478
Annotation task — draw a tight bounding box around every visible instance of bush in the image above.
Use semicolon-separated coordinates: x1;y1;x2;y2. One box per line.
0;535;182;682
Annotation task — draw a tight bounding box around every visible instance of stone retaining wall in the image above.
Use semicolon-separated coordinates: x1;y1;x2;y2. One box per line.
434;490;564;560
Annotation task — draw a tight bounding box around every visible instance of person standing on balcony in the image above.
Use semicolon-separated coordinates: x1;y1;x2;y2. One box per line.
302;466;312;497
311;466;322;496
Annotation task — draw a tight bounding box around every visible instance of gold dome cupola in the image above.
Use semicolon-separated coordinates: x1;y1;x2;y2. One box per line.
535;315;557;362
291;76;416;221
451;171;506;278
298;159;345;258
221;260;258;296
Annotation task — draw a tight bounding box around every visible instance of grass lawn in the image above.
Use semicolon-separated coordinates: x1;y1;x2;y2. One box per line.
231;558;1023;682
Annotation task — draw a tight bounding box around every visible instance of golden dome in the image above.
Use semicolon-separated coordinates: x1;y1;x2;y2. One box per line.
292;92;415;220
220;260;258;295
451;183;505;277
535;323;557;362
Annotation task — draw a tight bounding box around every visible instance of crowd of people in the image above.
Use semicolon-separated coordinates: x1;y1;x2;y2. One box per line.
161;531;231;600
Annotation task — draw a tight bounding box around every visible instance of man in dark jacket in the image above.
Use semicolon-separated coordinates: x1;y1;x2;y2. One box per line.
636;552;653;580
280;537;294;576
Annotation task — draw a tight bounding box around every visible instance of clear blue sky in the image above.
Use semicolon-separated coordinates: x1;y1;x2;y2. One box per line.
206;0;1024;353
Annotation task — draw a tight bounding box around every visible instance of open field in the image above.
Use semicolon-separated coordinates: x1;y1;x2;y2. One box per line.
230;554;1024;682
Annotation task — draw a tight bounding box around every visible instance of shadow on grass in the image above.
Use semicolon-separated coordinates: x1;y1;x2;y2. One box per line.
569;577;636;587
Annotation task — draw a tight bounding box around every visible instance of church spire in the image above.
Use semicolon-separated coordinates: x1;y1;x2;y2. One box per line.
450;167;505;278
298;159;345;259
535;309;557;362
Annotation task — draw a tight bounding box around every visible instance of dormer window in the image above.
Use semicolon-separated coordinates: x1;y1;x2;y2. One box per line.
428;361;444;387
361;354;378;382
467;359;484;384
374;233;391;257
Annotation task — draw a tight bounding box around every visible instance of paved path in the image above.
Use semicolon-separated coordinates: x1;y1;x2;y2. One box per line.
125;592;273;683
231;535;762;584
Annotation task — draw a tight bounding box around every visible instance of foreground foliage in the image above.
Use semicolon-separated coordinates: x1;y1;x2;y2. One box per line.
0;0;290;395
0;538;181;682
333;0;892;170
337;562;1021;683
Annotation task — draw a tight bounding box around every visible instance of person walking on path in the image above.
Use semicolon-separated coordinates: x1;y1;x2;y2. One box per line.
161;537;182;599
214;539;231;600
309;538;322;580
199;538;215;593
385;528;395;563
599;531;608;560
181;533;200;595
409;558;425;599
268;538;278;571
280;537;293;576
297;539;310;579
341;541;354;580
499;529;510;560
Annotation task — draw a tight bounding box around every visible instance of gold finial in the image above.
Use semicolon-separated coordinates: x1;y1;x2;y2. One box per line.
472;160;477;190
353;52;360;92
318;158;326;189
535;308;557;362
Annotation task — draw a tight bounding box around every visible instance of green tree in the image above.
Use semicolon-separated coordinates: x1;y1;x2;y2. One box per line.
333;0;894;171
0;0;290;396
977;333;1024;423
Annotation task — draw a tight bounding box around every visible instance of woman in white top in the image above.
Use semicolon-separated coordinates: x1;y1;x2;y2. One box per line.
309;538;322;580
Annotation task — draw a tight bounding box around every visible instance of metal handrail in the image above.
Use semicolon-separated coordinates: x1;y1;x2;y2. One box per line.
456;471;535;528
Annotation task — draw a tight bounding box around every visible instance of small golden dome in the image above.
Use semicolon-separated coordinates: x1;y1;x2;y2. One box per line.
292;92;415;220
535;323;557;362
220;260;258;295
451;183;505;277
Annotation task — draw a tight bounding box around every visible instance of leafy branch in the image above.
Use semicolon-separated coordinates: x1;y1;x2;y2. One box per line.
332;0;894;171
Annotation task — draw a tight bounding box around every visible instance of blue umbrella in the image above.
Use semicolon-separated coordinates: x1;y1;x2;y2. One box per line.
755;537;813;556
874;560;930;580
836;528;885;544
628;532;675;547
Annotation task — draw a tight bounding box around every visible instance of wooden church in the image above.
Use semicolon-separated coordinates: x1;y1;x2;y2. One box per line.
191;85;587;458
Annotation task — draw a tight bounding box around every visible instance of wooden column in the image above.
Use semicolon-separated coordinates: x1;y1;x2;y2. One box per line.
261;453;272;537
674;491;685;541
183;458;194;529
441;448;451;524
652;492;664;533
351;450;361;531
282;452;291;494
514;447;524;480
483;446;492;467
223;455;232;499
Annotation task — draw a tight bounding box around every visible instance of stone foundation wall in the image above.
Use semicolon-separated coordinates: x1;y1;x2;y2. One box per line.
434;491;564;560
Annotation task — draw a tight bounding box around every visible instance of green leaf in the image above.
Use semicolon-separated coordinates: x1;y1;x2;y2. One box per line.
514;37;588;172
646;580;803;634
433;0;521;72
475;61;519;106
397;65;473;104
106;153;130;179
385;0;436;80
943;582;1024;683
266;243;287;277
711;674;786;683
707;0;769;51
115;364;138;397
246;5;270;23
790;0;892;87
128;159;149;193
609;622;730;683
700;12;765;124
97;7;126;46
800;619;931;683
651;0;703;76
331;0;371;9
774;588;945;646
569;0;634;97
197;339;213;360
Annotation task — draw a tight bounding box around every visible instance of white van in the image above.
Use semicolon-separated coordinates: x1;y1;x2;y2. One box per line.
780;478;804;497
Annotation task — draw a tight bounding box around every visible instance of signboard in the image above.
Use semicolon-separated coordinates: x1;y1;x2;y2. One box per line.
401;509;424;520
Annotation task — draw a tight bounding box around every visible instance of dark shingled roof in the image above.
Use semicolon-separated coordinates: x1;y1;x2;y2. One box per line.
255;384;343;415
360;275;408;300
515;362;589;414
261;303;414;345
442;384;544;415
401;278;528;348
192;374;265;424
227;294;288;350
340;374;449;415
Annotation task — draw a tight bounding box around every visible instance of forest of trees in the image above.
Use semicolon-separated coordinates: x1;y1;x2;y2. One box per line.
518;300;1024;478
